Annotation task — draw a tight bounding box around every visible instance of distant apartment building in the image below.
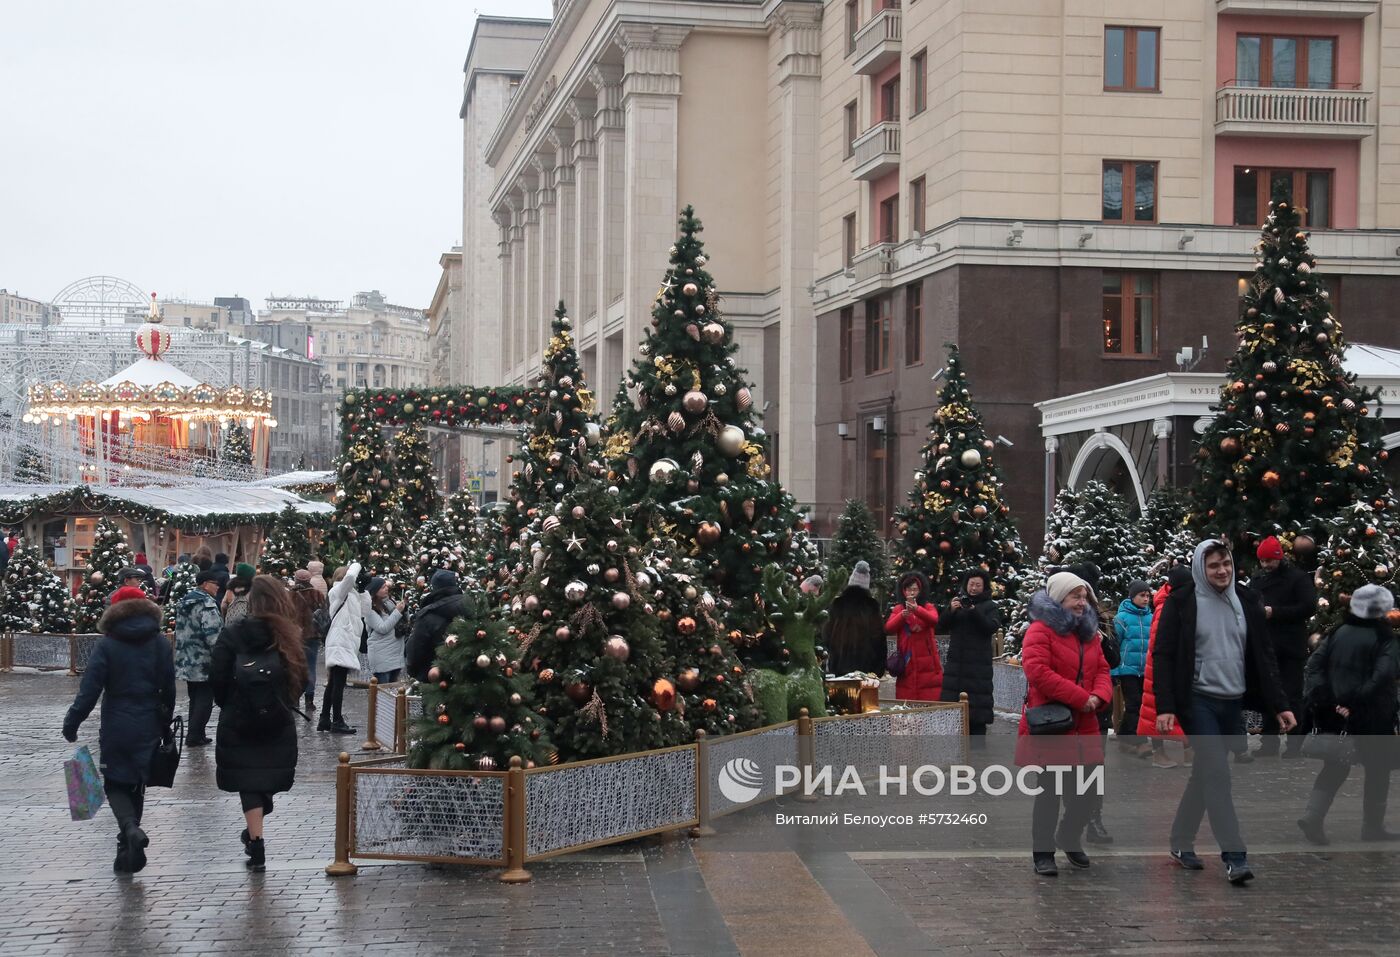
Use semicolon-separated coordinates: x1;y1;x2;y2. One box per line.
0;289;54;325
262;290;429;394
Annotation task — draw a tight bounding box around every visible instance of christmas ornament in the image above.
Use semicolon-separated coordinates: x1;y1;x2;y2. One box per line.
718;426;746;456
649;458;680;483
683;391;708;413
651;678;677;711
960;449;982;468
603;636;630;660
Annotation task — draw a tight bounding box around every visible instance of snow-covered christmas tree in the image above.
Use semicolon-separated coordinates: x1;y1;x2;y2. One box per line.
161;561;200;630
827;500;888;601
1;544;75;633
73;518;134;631
1063;480;1149;607
258;504;312;579
1310;502;1399;637
222;422;253;470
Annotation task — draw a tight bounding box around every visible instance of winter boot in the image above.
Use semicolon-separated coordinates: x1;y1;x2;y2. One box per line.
1084;810;1113;845
121;821;149;873
305;694;316;715
113;833;132;874
317;712;332;732
245;837;266;872
1032;852;1058;877
1296;788;1332;846
1361;797;1400;841
330;719;357;735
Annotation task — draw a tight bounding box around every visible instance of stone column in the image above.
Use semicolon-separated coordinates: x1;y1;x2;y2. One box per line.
521;175;543;368
617;25;689;366
591;64;626;397
533;153;559;330
492;209;513;381
506;195;526;380
1043;437;1059;521
568;97;598;339
548;126;578;320
1152;418;1173;490
769;3;822;505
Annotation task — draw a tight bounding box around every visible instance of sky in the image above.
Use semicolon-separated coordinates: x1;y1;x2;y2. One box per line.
0;0;554;311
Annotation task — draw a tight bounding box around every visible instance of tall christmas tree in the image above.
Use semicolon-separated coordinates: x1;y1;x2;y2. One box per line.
405;516;469;611
442;485;501;600
161;561;200;630
258;504;312;578
222;422;253;468
607;207;808;666
74;517;135;631
392;421;439;537
1063;480;1149;606
15;446;45;482
892;344;1026;608
1310;503;1399;637
1;545;75;633
324;415;406;575
1006;486;1082;650
826;499;888;600
509;480;687;760
1191;189;1392;560
1142;487;1195;570
409;612;554;771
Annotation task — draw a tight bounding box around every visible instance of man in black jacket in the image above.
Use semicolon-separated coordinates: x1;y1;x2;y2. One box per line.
405;570;475;682
1155;539;1294;884
1251;535;1318;757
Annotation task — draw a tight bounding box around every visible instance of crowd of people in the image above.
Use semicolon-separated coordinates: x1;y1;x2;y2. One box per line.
60;551;474;875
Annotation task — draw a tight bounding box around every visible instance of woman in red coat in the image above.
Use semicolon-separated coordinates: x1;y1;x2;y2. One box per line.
886;572;942;701
1016;572;1112;877
1136;566;1191;768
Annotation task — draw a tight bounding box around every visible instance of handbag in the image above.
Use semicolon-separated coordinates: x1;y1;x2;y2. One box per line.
64;745;105;821
1025;641;1085;736
886;647;910;678
1301;717;1358;765
147;715;184;788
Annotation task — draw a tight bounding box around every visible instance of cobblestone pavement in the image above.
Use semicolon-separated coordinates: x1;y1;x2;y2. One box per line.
4;671;1399;956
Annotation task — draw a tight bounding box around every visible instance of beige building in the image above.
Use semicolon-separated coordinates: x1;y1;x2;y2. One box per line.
0;289;54;325
262;290;429;394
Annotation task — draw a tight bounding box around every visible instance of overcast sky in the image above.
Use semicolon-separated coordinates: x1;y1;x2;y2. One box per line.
0;0;554;311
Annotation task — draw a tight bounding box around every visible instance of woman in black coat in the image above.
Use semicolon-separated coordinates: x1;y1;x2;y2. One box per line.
63;588;176;874
210;575;308;872
938;569;1000;737
1296;584;1400;845
823;561;887;676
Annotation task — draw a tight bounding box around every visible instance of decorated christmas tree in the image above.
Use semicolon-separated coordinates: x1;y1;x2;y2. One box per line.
1309;503;1399;637
161;561;200;630
409;612;554;771
222;422;253;468
893;344;1026;608
405;516;469;611
258;504;311;579
1191;189;1392;559
324;413;407;575
0;544;75;633
827;499;888;601
73;517;135;631
1006;486;1082;650
1142;487;1196;570
606;207;808;666
392;421;439;537
639;534;762;738
1063;480;1149;606
442;485;502;600
509;480;687;761
15;446;45;483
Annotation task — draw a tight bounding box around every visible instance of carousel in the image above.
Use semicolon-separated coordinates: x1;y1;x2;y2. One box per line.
23;294;277;484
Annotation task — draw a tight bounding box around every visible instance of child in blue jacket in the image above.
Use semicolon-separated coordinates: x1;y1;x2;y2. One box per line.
1112;580;1153;756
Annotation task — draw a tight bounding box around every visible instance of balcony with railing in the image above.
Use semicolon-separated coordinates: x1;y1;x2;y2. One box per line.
852;7;901;75
1215;0;1377;18
850;121;901;181
1215;83;1375;138
848;243;899;286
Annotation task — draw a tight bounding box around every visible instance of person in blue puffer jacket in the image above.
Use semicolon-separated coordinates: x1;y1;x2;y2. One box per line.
1112;580;1154;757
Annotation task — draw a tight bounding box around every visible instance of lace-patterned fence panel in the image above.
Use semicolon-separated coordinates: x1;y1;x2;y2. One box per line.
812;705;968;783
395;693;424;754
372;683;401;752
350;766;506;864
993;662;1027;713
350;652;373;687
69;635;100;673
706;722;798;819
10;633;76;671
524;745;698;860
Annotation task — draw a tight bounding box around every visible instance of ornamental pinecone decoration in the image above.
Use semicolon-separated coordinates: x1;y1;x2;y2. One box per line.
409;612;554;771
0;544;75;633
1190;188;1392;557
606;207;810;667
73;517;135;631
893;345;1026;609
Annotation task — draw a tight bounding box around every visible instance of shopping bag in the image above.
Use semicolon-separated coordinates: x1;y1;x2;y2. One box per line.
64;745;105;821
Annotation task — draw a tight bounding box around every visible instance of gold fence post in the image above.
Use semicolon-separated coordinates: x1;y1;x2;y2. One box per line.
361;677;381;751
67;635;78;676
795;708;816;804
689;730;716;838
325;752;359;876
394;691;408;755
500;756;532;883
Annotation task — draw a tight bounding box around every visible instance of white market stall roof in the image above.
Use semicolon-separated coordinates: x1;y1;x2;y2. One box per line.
0;483;332;528
99;357;204;390
250;470;335;489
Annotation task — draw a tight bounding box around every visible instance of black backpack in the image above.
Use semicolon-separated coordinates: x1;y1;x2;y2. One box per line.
230;645;288;734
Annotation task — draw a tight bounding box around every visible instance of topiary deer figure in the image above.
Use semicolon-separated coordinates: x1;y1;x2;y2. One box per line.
749;565;844;724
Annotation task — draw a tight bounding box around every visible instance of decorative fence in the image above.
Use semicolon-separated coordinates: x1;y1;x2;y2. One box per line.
992;659;1026;714
0;633;102;674
326;698;969;882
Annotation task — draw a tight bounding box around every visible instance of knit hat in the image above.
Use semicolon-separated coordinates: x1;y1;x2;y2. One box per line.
429;569;459;591
1127;580;1152;599
118;566;143;582
847;561;872;592
134;553;148;566
1046;571;1093;606
196;569;222;586
294;569;312;582
367;577;387;598
1350;583;1395;620
1256;536;1284;562
109;586;148;605
800;574;824;595
235;562;256;580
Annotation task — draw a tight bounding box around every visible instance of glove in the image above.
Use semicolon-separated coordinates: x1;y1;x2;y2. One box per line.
62;724;78;743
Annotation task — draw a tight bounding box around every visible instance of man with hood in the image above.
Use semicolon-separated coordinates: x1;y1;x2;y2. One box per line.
406;570;476;683
938;568;1000;738
1154;539;1294;884
823;561;885;676
1251;535;1317;758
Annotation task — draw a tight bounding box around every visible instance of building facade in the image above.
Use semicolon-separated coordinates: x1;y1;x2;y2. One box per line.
260;290;430;394
0;289;54;325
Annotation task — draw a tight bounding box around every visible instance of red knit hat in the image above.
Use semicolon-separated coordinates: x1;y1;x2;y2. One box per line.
1256;536;1284;562
109;586;149;605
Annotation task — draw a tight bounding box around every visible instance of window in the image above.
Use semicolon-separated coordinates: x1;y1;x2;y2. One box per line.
839;307;854;381
1236;35;1335;89
877;194;899;244
844;100;859;158
911;49;928;115
1102;160;1158;223
904;283;923;365
864;294;892;374
1232;167;1332;228
1104;26;1159;92
880;76;901;122
843;213;858;267
909;176;926;235
846;1;859;56
1102;271;1157;357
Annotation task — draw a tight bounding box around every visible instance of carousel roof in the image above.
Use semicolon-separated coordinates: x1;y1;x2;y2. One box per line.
100;357;203;390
